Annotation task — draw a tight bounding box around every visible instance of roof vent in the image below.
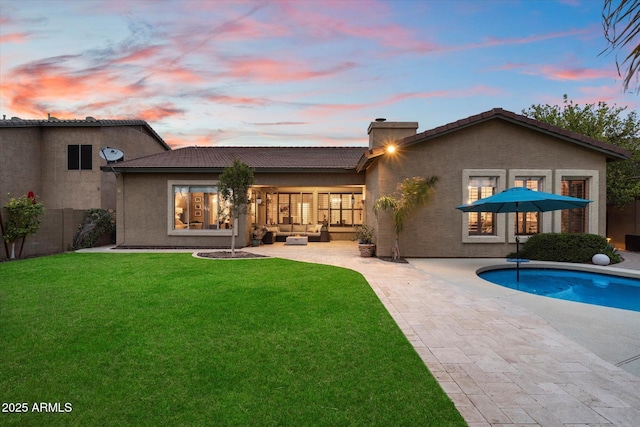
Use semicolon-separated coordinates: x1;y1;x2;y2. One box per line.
375;118;386;122
86;116;97;122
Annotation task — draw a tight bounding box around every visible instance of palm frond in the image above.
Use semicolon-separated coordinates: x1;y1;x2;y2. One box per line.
373;176;438;242
602;0;640;93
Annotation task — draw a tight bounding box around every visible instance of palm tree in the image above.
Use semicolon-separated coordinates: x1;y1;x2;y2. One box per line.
373;176;438;260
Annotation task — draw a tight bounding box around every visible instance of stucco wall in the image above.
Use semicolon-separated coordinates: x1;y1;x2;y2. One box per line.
40;127;104;209
0;124;168;211
607;200;640;249
0;127;42;206
116;171;367;248
116;173;249;248
370;120;608;258
0;208;86;261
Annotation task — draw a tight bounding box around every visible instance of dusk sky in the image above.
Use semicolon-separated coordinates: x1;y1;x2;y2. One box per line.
1;0;637;148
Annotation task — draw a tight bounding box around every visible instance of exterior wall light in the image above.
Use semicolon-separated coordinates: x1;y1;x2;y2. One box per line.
386;145;396;154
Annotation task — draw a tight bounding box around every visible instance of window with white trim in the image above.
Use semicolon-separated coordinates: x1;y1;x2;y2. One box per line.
173;185;231;230
467;177;497;235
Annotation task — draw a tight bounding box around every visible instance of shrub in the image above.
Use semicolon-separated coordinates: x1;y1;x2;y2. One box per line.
72;209;115;249
508;233;621;264
354;223;375;244
2;193;45;259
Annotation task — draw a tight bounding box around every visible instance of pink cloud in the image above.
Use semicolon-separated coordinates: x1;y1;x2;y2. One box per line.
0;58;148;118
112;45;164;65
274;0;440;53
223;57;356;82
153;65;205;84
137;104;184;122
493;61;618;82
204;94;268;106
0;32;29;43
532;64;617;81
440;28;593;55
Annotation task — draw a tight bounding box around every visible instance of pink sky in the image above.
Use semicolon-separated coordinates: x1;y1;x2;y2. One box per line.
1;0;637;148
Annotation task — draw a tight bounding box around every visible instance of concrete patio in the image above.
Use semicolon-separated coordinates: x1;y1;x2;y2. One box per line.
86;242;640;426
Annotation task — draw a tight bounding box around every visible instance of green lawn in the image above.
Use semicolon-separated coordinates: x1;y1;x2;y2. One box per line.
1;253;465;426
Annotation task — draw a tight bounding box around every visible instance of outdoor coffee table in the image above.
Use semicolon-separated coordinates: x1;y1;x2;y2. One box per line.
285;235;308;245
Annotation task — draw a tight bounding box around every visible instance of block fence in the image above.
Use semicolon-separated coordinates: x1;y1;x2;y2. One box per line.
1;208;87;261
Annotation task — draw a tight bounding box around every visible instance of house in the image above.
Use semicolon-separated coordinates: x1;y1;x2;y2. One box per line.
0;116;170;259
106;146;366;248
106;108;629;257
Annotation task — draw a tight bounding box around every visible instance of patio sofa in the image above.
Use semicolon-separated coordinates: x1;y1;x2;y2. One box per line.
268;224;323;242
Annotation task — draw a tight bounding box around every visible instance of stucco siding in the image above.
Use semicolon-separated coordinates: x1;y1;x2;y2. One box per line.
0;127;43;206
372;120;608;258
0;123;168;210
40;127;103;209
116;171;367;247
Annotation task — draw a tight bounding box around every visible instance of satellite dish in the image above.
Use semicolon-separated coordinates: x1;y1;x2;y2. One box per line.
99;147;124;163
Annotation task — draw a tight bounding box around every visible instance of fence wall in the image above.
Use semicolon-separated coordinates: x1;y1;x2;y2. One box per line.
1;208;87;261
607;200;640;250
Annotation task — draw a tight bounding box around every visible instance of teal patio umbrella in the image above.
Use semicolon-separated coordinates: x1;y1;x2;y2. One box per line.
455;187;592;281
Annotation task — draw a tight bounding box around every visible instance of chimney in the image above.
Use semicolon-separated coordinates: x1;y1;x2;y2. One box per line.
367;119;418;150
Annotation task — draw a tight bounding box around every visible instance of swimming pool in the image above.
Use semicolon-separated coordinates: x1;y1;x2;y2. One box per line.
478;268;640;312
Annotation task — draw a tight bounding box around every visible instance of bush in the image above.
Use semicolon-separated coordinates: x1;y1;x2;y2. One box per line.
3;193;46;259
72;209;115;249
354;223;375;244
508;233;621;264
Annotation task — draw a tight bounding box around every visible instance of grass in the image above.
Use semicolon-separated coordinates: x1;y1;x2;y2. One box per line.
1;253;466;426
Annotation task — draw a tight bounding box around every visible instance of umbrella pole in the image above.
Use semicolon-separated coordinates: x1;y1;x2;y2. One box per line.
515;204;520;283
516;235;520;283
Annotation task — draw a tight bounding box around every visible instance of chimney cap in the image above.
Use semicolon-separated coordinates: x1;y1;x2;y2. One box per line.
375;118;386;122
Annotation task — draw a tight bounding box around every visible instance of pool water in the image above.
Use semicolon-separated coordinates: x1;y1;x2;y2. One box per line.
479;268;640;312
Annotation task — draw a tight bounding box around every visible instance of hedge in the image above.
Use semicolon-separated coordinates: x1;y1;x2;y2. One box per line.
508;233;621;264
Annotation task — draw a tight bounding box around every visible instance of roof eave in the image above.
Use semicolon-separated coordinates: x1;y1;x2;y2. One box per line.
103;166;359;174
356;147;387;172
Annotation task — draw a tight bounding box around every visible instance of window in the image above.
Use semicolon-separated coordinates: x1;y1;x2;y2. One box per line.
273;193;314;224
514;177;542;235
173;185;231;230
561;179;587;233
467;177;496;235
68;144;92;170
318;192;363;227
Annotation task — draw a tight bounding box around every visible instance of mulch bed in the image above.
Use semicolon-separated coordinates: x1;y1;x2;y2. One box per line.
377;256;409;263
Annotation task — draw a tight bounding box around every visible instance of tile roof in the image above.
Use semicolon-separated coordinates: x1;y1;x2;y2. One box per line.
107;146;367;172
0;116;170;150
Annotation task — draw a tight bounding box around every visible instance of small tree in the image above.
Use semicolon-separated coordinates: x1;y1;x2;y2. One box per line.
2;193;45;260
373;176;438;260
218;159;255;256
